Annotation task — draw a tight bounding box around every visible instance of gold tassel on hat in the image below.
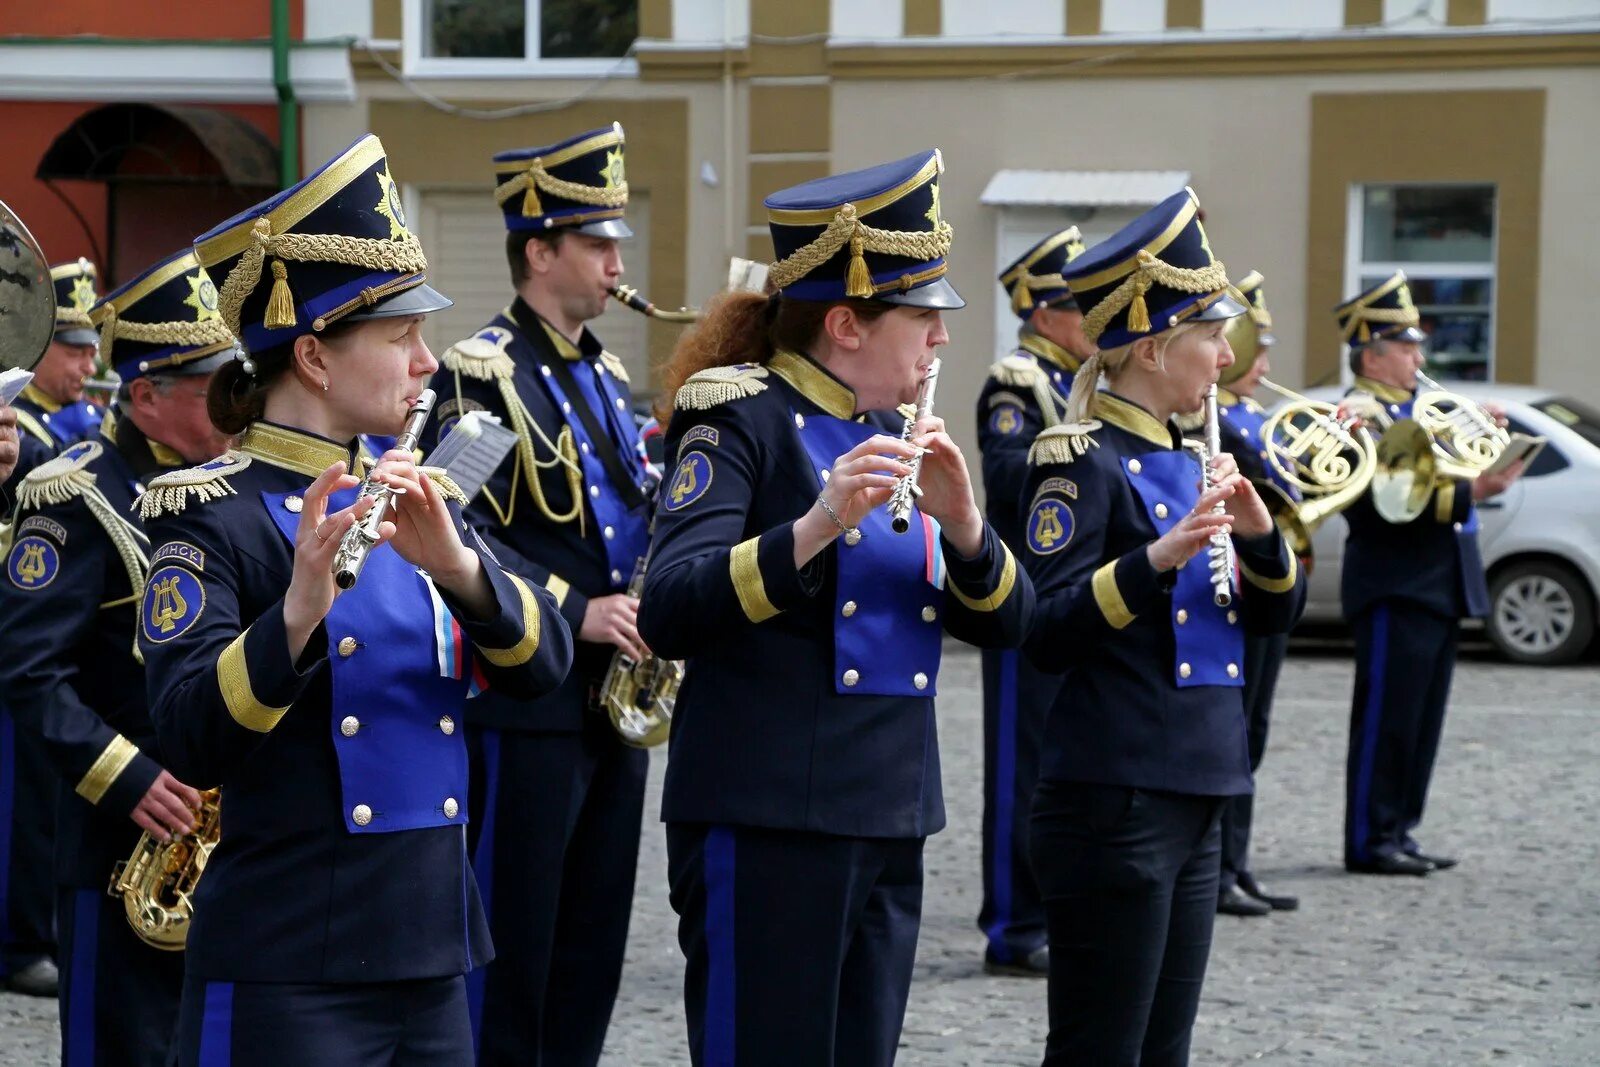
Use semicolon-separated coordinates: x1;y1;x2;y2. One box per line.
1011;282;1034;316
522;183;543;218
845;222;873;299
265;260;297;329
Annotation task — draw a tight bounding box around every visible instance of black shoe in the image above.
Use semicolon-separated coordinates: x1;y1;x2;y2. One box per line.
1407;849;1458;871
1238;873;1300;912
983;944;1048;977
1345;853;1433;876
1217;884;1272;917
5;957;58;998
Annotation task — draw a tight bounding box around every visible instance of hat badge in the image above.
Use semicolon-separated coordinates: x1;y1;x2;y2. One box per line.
184;273;221;322
70;274;96;312
602;147;626;192
375;165;408;239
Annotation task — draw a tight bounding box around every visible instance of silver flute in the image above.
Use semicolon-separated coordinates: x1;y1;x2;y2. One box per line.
332;389;436;590
1202;383;1237;607
888;358;941;534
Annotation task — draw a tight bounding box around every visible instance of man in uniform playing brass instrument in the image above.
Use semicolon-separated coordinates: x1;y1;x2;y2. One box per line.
0;248;233;1063
423;122;652;1065
1335;271;1522;876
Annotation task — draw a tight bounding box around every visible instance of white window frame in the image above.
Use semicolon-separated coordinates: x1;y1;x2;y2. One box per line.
401;0;639;78
1343;181;1498;382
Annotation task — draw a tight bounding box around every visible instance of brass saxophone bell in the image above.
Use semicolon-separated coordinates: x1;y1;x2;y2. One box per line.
109;788;222;950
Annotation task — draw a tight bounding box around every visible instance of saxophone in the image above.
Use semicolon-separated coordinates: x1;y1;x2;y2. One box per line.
597;557;683;748
109;788;221;951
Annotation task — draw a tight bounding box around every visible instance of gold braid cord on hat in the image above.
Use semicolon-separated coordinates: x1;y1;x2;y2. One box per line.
217;217;429;336
1008;272;1069;315
768;203;955;299
1341;303;1418;344
97;304;235;368
56;307;93;328
493;162;629;219
1080;250;1230;344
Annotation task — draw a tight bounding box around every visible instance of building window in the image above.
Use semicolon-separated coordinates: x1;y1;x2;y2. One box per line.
408;0;637;75
1348;183;1497;381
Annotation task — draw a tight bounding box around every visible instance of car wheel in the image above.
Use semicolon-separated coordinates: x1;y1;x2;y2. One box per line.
1487;560;1596;665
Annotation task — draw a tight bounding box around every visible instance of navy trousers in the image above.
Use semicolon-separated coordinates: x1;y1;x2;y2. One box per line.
1030;782;1226;1067
667;823;925;1067
1217;632;1288;893
465;720;647;1066
178;973;472;1067
1345;603;1459;865
58;887;183;1067
0;709;57;975
978;648;1054;961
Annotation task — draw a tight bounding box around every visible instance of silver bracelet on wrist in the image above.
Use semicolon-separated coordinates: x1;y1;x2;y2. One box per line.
815;494;861;545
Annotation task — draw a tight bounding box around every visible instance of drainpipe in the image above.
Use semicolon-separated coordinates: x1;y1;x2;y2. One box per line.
272;0;298;189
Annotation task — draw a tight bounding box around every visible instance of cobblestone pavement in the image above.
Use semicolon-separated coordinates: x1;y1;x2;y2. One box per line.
3;645;1596;1065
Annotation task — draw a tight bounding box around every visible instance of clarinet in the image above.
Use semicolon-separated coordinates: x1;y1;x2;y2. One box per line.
332;389;436;590
1203;383;1238;607
887;358;941;534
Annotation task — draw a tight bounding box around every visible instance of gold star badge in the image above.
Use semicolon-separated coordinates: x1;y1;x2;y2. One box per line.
925;182;941;227
183;273;220;322
375;166;408;240
601;147;626;191
70;274;96;312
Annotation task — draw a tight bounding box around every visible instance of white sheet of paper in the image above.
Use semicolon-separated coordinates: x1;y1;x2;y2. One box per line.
0;368;34;407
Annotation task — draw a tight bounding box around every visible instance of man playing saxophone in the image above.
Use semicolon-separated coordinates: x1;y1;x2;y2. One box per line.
0;248;234;1065
1335;271;1522;877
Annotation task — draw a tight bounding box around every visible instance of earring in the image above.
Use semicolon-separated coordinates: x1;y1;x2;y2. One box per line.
321;380;329;392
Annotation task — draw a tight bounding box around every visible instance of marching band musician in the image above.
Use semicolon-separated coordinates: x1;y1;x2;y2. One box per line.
1335;272;1521;877
13;260;106;459
973;225;1095;977
1020;189;1305;1065
0;248;235;1065
421;122;652;1066
138;136;573;1065
1206;271;1301;918
639;150;1034;1067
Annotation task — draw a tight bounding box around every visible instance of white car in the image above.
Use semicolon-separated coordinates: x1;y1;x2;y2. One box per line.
1288;384;1600;665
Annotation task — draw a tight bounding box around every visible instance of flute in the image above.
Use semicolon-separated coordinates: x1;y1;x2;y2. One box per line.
888;358;941;534
332;389;436;590
1203;383;1237;607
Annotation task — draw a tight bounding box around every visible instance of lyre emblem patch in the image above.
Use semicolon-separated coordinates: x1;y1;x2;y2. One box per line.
1026;498;1075;556
664;452;712;512
989;404;1023;437
6;536;60;591
141;564;206;643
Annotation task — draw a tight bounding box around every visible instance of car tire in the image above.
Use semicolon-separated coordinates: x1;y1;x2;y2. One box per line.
1487;560;1596;666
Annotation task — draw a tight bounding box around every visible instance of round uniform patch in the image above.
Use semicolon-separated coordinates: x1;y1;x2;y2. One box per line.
141;564;206;644
1025;497;1075;556
989;403;1024;437
664;451;713;512
7;536;61;591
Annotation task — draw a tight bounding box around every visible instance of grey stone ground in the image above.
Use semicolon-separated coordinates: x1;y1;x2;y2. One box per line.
3;643;1596;1065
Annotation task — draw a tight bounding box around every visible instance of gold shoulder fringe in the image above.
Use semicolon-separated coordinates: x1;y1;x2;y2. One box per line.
598;350;630;385
674;364;770;411
441;331;515;382
137;454;252;520
990;354;1044;390
15;441;102;511
1028;422;1101;466
421;466;470;506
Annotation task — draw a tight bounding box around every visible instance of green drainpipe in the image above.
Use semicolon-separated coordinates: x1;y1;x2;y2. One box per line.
272;0;297;189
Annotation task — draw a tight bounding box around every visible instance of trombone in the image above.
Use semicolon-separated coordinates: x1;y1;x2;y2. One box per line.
1368;369;1509;523
1255;378;1377;557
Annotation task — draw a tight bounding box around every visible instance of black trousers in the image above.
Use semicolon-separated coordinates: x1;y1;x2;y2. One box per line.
465;720;647;1066
1345;602;1459;865
667;823;924;1067
177;973;472;1066
1030;782;1226;1067
58;886;184;1067
0;709;57;973
1218;632;1288;892
978;648;1054;961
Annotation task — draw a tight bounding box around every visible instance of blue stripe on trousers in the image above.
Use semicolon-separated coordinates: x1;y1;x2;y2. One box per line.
199;981;234;1067
64;890;98;1067
466;727;501;1051
0;714;13;968
985;650;1018;958
704;827;737;1067
1353;606;1389;861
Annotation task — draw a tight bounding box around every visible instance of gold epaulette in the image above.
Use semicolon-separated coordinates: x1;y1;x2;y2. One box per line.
440;329;515;382
15;441;101;511
989;354;1045;390
598;350;630;385
421;466;470;506
137;454;252;520
1028;422;1101;466
674;364;769;411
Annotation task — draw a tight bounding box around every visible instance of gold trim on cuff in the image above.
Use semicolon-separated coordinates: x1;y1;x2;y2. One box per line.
948;543;1018;613
218;629;291;733
1092;560;1136;630
1434;481;1456;524
544;573;571;608
730;536;779;623
75;735;139;804
479;573;544;667
1241;550;1299;593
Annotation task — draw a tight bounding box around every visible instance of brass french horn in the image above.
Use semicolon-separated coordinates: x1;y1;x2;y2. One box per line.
1368;369;1509;523
1255;378;1378;556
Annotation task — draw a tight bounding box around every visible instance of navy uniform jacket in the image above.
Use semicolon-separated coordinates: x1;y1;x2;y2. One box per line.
638;351;1034;839
8;400;60;492
137;421;573;983
0;414;180;888
426;297;652;732
1340;377;1488;620
975;333;1077;548
1021;393;1306;796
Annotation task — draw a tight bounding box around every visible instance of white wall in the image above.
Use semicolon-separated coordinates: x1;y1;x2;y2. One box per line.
673;0;751;44
304;0;372;41
1099;0;1167;34
1203;0;1344;33
832;0;902;39
943;0;1064;38
1488;0;1600;20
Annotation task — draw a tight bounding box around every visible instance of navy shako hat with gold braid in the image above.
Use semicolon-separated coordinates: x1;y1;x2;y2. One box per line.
1064;188;1245;351
999;226;1087;318
193;134;451;356
90;249;240;383
765;150;963;309
492;123;633;240
1334;270;1426;348
1234;270;1276;347
51;258;100;346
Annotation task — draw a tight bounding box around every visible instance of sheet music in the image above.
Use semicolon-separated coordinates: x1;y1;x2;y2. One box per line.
0;368;34;407
423;411;520;502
